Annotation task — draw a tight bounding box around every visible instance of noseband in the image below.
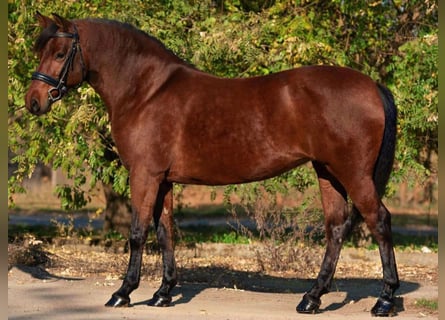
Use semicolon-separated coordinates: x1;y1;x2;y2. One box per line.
31;25;86;104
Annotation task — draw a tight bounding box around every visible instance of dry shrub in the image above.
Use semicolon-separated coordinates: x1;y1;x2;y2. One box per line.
228;184;324;272
8;234;51;269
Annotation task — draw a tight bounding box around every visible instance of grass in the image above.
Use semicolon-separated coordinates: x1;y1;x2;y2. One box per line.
179;228;251;244
175;207;439;250
176;224;250;244
9;219;438;255
415;298;438;311
175;204;231;219
8;201;437;251
8;212;438;252
392;233;438;252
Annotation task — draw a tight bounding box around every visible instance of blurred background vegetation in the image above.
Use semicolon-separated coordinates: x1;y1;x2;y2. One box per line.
8;0;437;245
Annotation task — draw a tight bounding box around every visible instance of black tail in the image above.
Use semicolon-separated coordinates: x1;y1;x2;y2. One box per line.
374;83;397;198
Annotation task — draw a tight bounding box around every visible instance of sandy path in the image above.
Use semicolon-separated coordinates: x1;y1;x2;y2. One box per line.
9;260;437;320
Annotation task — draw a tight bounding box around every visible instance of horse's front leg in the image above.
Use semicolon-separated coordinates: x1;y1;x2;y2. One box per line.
105;175;162;307
297;163;354;314
147;182;177;307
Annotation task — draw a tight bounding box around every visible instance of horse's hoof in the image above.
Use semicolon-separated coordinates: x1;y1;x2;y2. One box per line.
371;297;395;317
296;293;321;314
105;294;130;307
147;293;172;307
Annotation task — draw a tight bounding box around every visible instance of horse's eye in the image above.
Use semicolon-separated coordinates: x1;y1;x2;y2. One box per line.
55;52;66;60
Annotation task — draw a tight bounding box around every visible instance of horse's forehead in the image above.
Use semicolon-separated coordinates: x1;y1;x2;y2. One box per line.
34;23;59;53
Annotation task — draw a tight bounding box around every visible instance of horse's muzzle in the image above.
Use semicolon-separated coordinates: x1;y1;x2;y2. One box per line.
31;98;41;114
28;97;52;116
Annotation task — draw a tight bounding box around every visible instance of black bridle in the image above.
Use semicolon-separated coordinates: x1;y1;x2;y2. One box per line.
31;24;86;104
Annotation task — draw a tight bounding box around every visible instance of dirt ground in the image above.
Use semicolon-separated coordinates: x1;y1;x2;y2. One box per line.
8;184;438;319
8;242;438;320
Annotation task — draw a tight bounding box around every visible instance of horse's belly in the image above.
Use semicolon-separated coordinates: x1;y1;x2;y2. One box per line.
167;150;310;186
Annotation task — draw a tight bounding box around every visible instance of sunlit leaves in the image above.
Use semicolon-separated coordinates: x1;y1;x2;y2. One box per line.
8;0;437;210
388;33;438;186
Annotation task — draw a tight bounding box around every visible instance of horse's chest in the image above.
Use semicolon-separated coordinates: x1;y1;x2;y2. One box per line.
111;118;172;172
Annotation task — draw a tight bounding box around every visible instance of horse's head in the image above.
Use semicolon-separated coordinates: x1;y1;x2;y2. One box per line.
25;12;86;115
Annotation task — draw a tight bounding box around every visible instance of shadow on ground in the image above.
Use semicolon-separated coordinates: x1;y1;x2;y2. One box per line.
130;265;418;313
12;264;84;281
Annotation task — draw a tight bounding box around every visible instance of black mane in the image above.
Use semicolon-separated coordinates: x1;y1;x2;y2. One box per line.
34;18;184;65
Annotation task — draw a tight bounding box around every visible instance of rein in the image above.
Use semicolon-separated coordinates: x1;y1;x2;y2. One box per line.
31;24;86;104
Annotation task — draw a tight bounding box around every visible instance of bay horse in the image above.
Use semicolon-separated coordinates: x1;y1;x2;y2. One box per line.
25;12;399;316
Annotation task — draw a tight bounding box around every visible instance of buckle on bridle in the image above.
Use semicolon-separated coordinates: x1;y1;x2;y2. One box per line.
31;71;68;103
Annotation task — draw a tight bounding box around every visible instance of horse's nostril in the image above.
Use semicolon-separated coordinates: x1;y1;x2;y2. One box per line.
31;99;40;114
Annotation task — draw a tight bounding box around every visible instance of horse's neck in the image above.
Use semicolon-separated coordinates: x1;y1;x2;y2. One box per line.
80;21;185;118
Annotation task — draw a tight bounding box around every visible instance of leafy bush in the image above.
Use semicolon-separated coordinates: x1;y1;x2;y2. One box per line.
9;1;437;243
388;34;438;187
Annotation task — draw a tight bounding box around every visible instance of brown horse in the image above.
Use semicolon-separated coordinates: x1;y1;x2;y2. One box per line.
25;12;399;316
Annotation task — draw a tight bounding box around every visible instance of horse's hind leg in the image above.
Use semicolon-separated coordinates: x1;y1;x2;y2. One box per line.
297;162;356;314
147;182;178;307
347;179;399;316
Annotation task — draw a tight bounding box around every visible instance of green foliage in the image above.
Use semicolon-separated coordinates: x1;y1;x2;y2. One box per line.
9;0;437;219
415;298;438;311
211;231;250;244
388;34;438;186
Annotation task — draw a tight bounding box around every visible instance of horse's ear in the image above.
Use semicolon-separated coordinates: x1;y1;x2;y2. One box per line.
51;13;72;31
35;11;54;29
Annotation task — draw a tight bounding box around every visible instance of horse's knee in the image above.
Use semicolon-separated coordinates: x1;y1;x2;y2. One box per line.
376;205;391;232
361;204;392;242
129;226;149;249
324;211;354;245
